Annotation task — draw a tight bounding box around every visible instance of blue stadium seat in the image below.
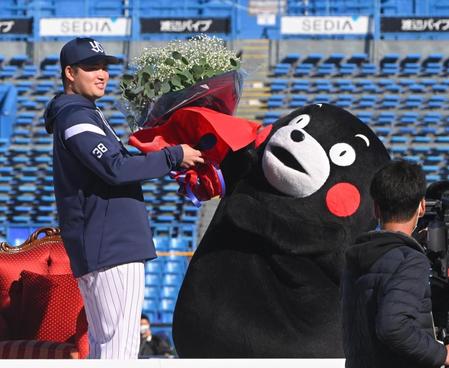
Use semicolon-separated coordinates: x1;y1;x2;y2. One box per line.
380;95;400;109
41;65;60;78
403;155;421;163
338;63;357;76
424;54;443;64
358;80;379;93
160;286;178;299
436;136;449;143
373;127;391;136
162;274;183;286
359;63;377;76
314;79;333;93
335;79;355;93
270;79;289;92
9;54;28;67
294;63;313;76
380;63;399;76
401;63;420;76
356;112;372;124
0;65;17;78
143;298;159;313
145;273;161;286
263;111;282;124
281;53;300;64
267;95;286;109
160;298;176;312
145;261;162;275
390;145;408;154
315;94;331;104
164;261;185;274
348;53;368;65
291;80;309;93
303;53;323;64
273;63;291;76
401;53;421;64
357;96;377;109
432;84;448;93
408;83;425;93
423;113;442;124
20;65;38;79
334;95;354;108
427;96;446;109
153;236;171;251
403;95;423;109
170;238;190;251
315;63;336;76
144;286;160;300
422;62;443;76
381;53;400;65
325;53;345;65
390;136;408;143
399;112;419;125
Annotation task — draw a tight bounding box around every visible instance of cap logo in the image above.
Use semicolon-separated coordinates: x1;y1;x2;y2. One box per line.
89;41;104;53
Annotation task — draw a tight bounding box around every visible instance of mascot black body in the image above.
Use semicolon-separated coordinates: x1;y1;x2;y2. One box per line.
173;104;390;357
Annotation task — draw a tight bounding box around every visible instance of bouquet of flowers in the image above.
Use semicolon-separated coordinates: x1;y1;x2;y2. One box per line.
118;35;270;206
119;35;242;131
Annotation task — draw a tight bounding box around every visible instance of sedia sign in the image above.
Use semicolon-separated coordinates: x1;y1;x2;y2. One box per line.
39;18;131;37
281;16;370;35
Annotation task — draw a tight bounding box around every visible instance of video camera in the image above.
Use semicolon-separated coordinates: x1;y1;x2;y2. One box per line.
417;180;449;343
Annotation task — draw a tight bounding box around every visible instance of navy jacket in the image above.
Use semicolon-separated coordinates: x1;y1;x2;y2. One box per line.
44;93;183;277
341;230;447;368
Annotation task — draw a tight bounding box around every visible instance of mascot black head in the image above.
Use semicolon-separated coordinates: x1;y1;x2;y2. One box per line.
173;104;390;357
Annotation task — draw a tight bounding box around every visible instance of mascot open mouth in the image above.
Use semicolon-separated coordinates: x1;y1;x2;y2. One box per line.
271;145;307;174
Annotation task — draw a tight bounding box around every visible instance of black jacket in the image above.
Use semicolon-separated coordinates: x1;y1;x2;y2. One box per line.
44;93;183;277
341;230;447;368
139;334;173;358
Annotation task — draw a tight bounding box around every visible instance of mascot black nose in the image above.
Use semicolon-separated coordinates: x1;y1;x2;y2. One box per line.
290;130;305;142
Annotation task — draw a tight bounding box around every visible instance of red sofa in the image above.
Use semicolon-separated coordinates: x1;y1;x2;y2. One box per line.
0;227;88;359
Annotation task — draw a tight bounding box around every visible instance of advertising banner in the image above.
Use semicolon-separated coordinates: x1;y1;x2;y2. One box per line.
381;17;449;32
281;16;370;35
40;18;131;36
140;18;230;34
0;18;32;34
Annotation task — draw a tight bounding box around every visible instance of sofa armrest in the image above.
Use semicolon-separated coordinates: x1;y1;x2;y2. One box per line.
0;340;78;359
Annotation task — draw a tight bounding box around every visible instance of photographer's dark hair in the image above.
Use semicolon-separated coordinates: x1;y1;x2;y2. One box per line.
370;160;426;223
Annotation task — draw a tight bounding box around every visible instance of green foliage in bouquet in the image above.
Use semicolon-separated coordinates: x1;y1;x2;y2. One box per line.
119;35;241;129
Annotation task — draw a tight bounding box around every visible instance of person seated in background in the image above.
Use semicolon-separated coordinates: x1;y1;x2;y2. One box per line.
341;160;449;368
139;314;174;358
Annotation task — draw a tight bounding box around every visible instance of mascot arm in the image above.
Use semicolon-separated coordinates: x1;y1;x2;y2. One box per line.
225;193;346;256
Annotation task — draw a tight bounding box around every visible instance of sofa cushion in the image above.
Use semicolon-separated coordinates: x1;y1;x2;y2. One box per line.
13;271;86;344
0;340;78;359
0;240;72;311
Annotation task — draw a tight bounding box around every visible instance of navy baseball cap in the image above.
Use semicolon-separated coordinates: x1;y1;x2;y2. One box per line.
60;37;120;70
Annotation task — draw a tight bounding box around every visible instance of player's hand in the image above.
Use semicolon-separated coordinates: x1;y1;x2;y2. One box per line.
180;144;204;169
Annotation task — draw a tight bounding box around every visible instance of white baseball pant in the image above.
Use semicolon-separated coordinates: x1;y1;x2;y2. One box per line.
77;262;145;359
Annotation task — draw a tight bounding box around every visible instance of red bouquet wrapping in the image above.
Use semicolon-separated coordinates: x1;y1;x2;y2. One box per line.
129;106;271;206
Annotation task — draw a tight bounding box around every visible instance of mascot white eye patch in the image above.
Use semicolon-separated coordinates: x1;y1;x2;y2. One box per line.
329;143;356;167
329;134;370;167
262;114;330;198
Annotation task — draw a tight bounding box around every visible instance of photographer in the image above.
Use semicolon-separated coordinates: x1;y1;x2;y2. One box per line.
341;160;449;368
